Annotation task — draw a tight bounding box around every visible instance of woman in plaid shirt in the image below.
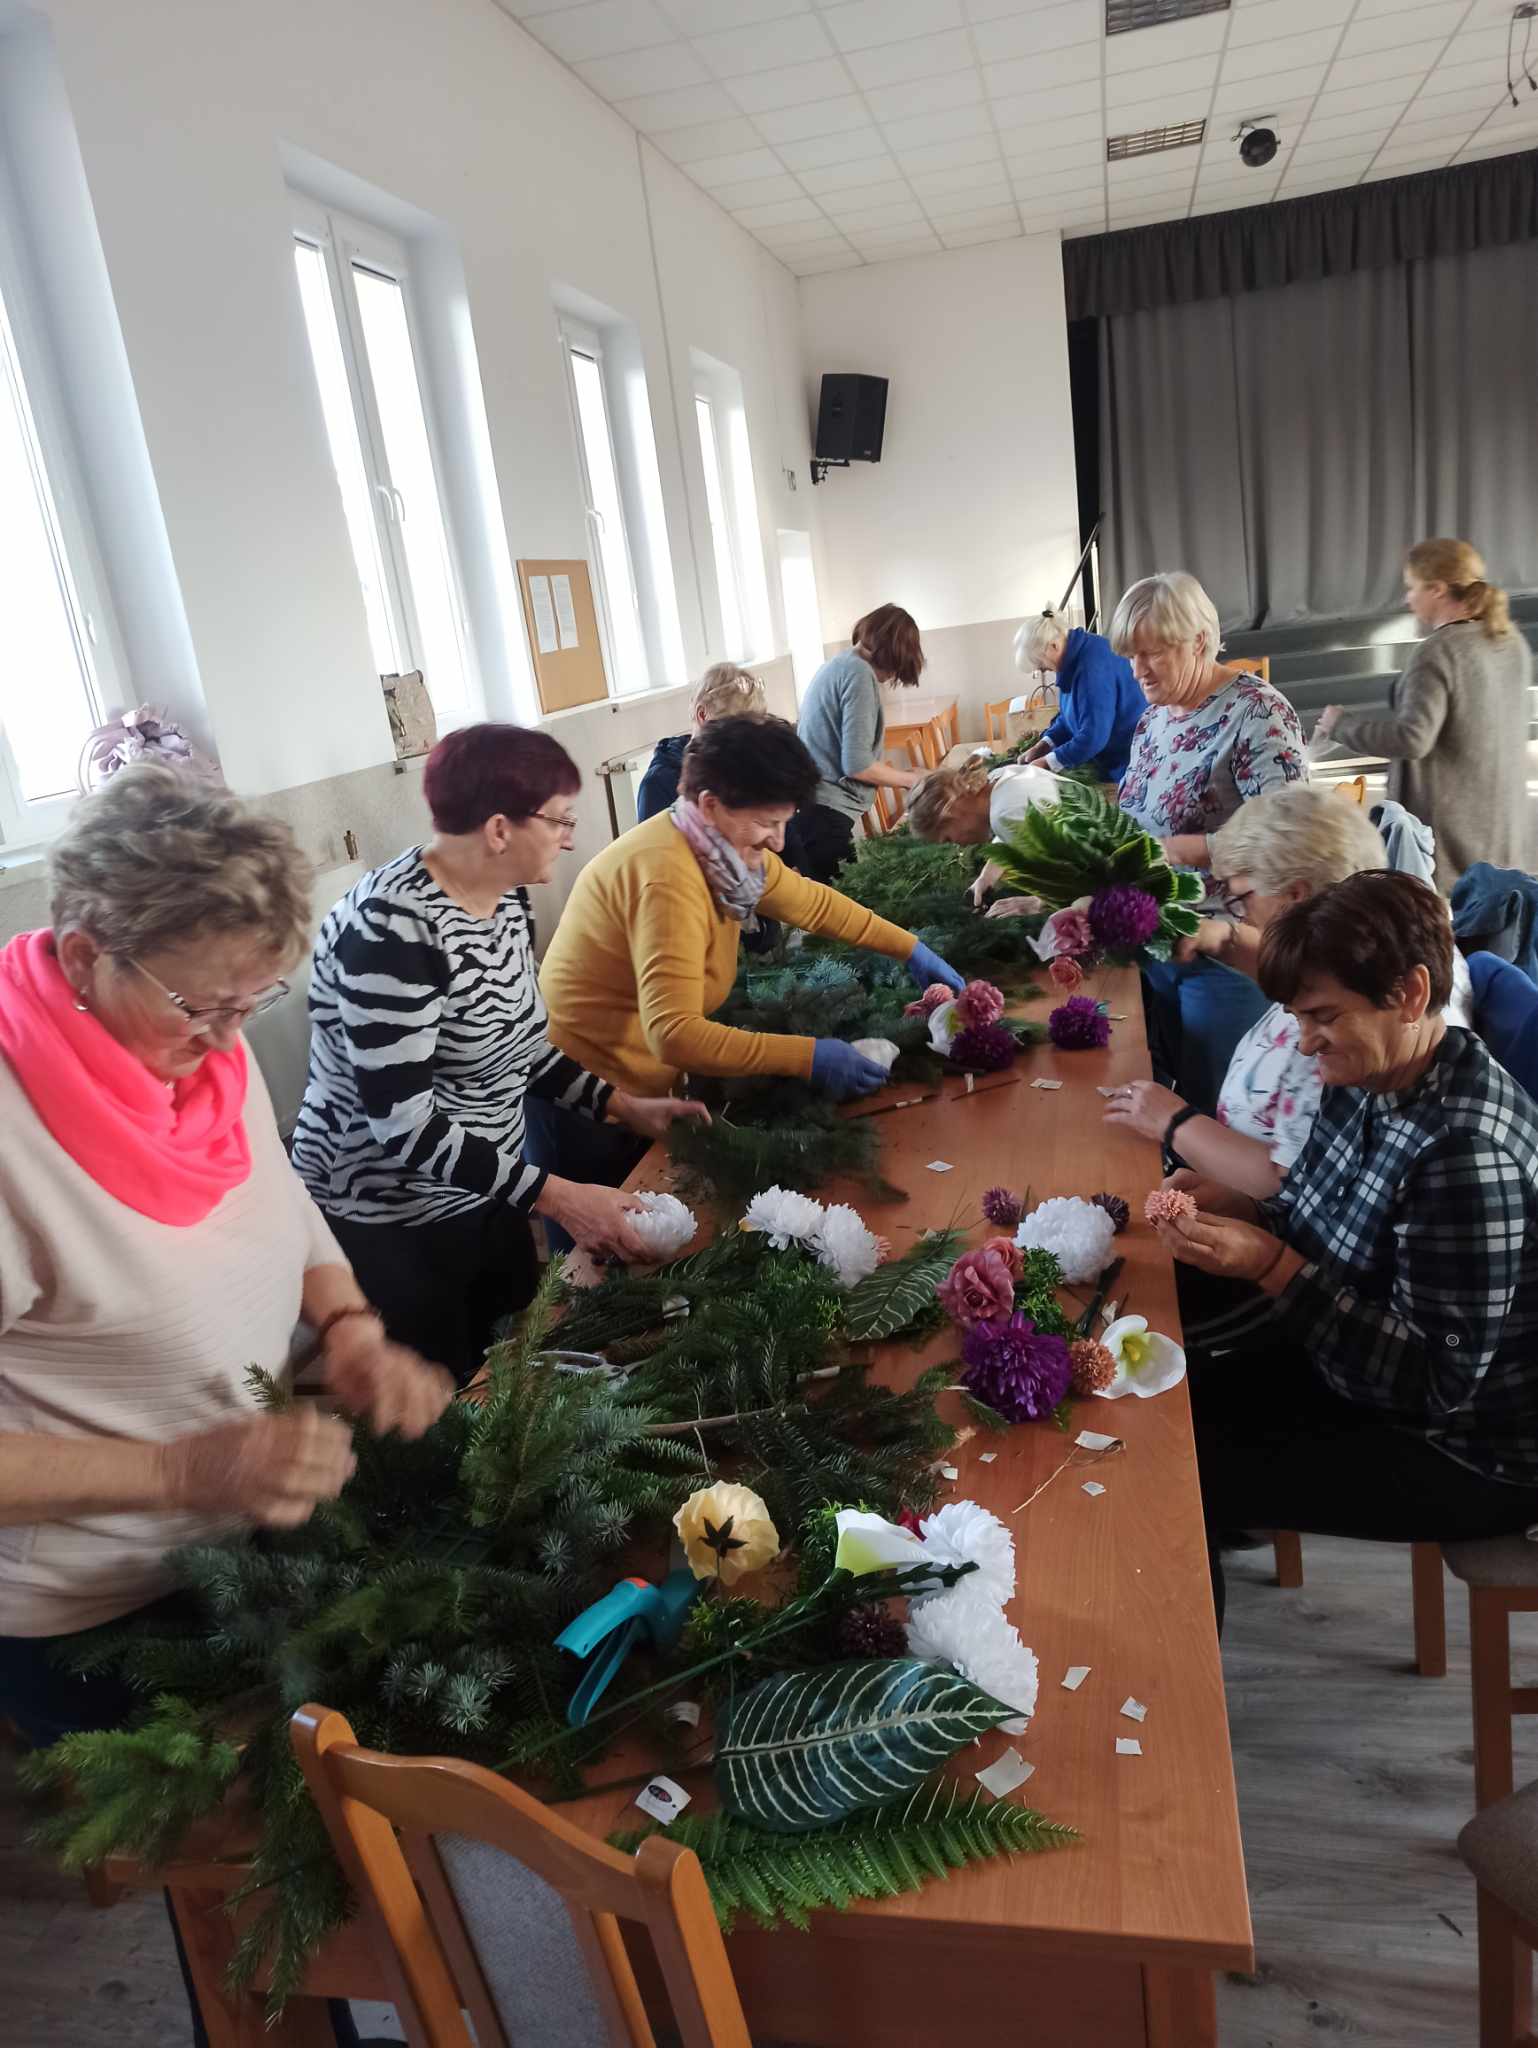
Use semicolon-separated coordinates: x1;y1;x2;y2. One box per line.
1150;870;1538;1627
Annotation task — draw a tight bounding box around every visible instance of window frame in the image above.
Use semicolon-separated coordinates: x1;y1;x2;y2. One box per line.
689;357;768;666
291;196;478;727
693;390;746;663
0;174;125;847
558;314;650;698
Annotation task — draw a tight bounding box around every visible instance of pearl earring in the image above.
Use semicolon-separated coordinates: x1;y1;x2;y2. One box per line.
72;991;89;1013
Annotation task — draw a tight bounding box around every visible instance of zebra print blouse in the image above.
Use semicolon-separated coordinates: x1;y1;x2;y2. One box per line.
293;849;612;1227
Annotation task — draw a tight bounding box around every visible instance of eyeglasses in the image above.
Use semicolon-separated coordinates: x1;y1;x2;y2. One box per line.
529;810;579;837
126;956;291;1032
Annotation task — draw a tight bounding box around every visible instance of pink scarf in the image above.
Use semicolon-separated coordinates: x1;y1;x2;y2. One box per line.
0;930;250;1225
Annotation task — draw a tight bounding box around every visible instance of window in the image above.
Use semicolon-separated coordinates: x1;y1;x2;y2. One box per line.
293;204;474;725
695;395;743;661
562;321;649;695
0;211;119;845
690;353;770;664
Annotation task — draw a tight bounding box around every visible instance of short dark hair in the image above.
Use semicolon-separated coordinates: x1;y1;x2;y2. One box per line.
422;724;580;835
853;603;924;687
1258;869;1455;1014
679;713;819;810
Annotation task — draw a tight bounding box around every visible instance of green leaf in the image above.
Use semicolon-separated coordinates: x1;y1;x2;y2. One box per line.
840;1230;962;1342
716;1657;1012;1834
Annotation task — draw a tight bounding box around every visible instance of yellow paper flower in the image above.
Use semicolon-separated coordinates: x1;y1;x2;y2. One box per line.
673;1483;781;1586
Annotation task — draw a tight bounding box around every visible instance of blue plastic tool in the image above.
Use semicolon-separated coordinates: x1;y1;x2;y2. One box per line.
554;1569;701;1726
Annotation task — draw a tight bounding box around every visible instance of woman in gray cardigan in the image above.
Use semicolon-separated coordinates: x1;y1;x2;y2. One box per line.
1319;538;1531;890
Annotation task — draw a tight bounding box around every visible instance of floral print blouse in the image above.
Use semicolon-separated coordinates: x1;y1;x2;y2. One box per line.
1118;676;1305;903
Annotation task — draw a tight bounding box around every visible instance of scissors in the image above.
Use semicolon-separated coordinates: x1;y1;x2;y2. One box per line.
554;1570;701;1726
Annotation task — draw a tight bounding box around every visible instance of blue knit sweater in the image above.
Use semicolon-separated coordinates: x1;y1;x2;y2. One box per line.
1040;628;1146;782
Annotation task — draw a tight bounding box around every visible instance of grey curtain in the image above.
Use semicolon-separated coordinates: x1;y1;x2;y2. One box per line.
1099;238;1538;631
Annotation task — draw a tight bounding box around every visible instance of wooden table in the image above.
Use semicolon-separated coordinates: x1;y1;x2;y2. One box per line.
884;689;959;767
111;965;1249;2046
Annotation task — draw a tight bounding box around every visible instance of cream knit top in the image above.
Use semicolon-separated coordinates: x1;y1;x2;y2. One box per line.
0;1052;343;1637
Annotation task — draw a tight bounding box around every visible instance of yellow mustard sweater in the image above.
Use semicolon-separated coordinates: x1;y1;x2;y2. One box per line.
539;812;916;1094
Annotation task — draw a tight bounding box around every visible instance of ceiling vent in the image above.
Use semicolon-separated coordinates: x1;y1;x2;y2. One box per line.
1106;119;1206;161
1106;0;1229;32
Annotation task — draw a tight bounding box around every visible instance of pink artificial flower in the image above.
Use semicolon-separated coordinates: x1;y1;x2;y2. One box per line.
980;1235;1024;1280
1031;905;1095;963
938;1242;1019;1327
921;982;954;1013
1049;956;1085;993
955;979;1006;1029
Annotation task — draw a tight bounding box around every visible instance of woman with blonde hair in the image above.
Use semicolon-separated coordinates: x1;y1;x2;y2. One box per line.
907;751;1059;915
636;662;766;824
1010;608;1145;783
1318;538;1530;889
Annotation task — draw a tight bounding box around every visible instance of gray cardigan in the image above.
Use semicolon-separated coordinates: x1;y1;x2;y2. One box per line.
1331;619;1531;891
796;649;885;818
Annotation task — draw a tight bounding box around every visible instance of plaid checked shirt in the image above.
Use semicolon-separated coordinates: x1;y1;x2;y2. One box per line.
1258;1028;1538;1485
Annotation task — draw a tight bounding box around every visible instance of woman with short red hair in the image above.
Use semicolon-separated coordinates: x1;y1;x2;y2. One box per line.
294;724;705;1382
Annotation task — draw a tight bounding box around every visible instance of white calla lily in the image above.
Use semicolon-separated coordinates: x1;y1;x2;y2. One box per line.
927;1001;961;1056
832;1509;931;1577
1097;1315;1187;1400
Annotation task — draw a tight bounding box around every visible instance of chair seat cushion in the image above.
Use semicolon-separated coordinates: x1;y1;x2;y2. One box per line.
1442;1534;1538;1587
1459;1778;1538;1915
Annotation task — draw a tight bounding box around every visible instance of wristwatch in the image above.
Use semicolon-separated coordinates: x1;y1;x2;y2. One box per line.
1161;1104;1206;1178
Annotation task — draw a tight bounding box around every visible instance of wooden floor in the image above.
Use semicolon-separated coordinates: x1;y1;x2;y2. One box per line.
4;1535;1535;2046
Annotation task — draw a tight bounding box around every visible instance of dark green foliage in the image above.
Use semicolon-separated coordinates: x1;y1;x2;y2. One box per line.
611;1778;1076;1932
841;1230;960;1341
830;831;1046;979
1016;1247;1072;1338
991;780;1204;957
666;1087;884;1208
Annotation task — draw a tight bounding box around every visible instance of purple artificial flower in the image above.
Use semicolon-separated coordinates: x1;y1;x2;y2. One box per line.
1089;884;1160;951
1048;996;1111;1051
948;1021;1017;1072
960;1312;1072;1422
981;1184;1024;1229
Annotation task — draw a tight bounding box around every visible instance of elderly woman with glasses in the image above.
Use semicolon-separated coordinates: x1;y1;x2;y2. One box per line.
295;724;704;1381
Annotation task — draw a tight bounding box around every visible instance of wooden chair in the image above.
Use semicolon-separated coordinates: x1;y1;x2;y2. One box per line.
291;1704;752;2048
1457;1773;1538;2043
1332;773;1368;804
1215;655;1271;684
1268;1536;1448;1679
984;699;1012;745
1442;1539;1538;1812
984;682;1057;748
859;735;923;837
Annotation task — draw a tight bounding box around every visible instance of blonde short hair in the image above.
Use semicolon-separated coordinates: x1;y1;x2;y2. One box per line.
1109;572;1223;664
1208;783;1387;898
50;763;314;966
1013;611;1065;672
691;663;766;724
907;755;992;841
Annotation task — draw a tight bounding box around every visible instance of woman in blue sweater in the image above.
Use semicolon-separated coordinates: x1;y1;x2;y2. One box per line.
1012;610;1146;783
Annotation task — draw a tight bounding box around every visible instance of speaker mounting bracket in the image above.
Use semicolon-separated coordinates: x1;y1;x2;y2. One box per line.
810;457;850;485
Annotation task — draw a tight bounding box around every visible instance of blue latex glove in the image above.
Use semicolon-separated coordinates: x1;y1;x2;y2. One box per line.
811;1039;890;1100
907;942;965;995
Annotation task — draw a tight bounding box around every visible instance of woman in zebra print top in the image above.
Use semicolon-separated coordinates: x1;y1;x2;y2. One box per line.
293;726;706;1383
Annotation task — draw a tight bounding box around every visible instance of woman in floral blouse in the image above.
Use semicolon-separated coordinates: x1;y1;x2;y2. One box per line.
1109;572;1305;1109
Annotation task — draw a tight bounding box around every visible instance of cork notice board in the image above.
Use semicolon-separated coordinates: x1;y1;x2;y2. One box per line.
516;559;608;714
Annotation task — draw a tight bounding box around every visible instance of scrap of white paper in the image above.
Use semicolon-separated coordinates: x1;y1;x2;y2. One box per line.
552;572;579;649
1076;1429;1117;1451
1116;1738;1143;1756
664;1700;702;1730
939;1464;959;1481
528;575;558;653
1081;1480;1106;1497
1096;1086;1120;1097
1100;1301;1120;1326
979;1451;998;1464
1061;1665;1091;1692
1109;1013;1128;1021
964;1073;975;1094
976;1749;1035;1797
1008;693;1028;714
1120;1698;1147;1723
926;1159;954;1173
1030;1077;1063;1091
635;1774;692;1822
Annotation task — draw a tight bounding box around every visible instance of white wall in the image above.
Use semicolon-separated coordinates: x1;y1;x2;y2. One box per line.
13;0;818;802
798;235;1081;723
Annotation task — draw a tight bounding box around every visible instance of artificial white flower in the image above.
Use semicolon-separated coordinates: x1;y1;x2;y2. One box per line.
907;1581;1038;1727
559;1247;606;1290
1097;1315;1187;1400
927;1001;960;1055
1015;1196;1118;1286
833;1508;930;1577
917;1500;1016;1607
625;1191;697;1261
740;1185;825;1250
814;1203;882;1288
850;1036;900;1073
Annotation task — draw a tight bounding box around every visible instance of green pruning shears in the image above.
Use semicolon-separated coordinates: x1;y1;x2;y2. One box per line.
555;1570;701;1726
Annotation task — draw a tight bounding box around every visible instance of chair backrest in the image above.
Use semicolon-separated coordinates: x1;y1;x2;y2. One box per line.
984;698;1011;744
1468;950;1538;1101
1332;774;1368;805
291;1705;751;2048
1215;655;1271;684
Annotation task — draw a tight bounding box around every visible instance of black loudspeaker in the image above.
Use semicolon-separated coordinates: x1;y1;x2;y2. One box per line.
815;373;888;464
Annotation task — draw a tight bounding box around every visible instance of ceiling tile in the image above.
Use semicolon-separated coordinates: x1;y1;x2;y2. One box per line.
1009;164;1105;201
525;0;674;63
823;0;963;52
825;195;928;228
756;215;849;243
932;200;1020;229
1411;79;1520;121
1370;140;1460;174
1293;105;1398;147
1061;216;1107;237
608;79;740;128
716;172;807;206
1337;5;1461;59
1102;9;1228;72
971;0;1098;64
911;161;1014;196
650;116;762;162
798;154;906;193
1416;53;1528;103
1228;0;1351;48
854;218;950;244
847;30;976;91
574;41;706;97
757;230;851;258
658;0;810;32
980;40;1102;97
1311;75;1436;118
991;78;1104;128
731;194;827;224
1210;67;1329;114
1102;83;1218;131
923;177;1015;214
694;13;834;78
995;107;1106;153
895;134;1003;174
1020;197;1103;228
863;70;986;121
850;234;944;258
878;103;996;149
503;0;612;14
1104;55;1219;111
941;220;1023;247
1386;106;1491;149
1220;28;1342;83
788;252;864;272
685;145;787;186
1105;156;1197;191
1279;169;1370;198
1323;39;1448;94
776;125;884;169
753;92;868;140
1282;142;1380;176
724;57;853;110
1004;133;1105;173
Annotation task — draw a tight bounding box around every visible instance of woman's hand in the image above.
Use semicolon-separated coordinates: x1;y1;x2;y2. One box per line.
1315;706;1341;738
907;942;964;994
611;1092;713;1143
1160;833;1211;870
968;858;1004;908
985;895;1043;920
1173;919;1232;964
322;1320;454;1439
1162;1169;1265;1221
1103;1079;1186;1143
159;1408;357;1529
536;1178;649;1261
1152;1210;1303;1293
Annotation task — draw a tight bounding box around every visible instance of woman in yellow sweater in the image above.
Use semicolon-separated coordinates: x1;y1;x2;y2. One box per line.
540;714;962;1110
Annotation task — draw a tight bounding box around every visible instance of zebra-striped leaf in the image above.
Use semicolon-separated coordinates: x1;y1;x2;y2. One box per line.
839;1232;961;1343
716;1657;1011;1835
